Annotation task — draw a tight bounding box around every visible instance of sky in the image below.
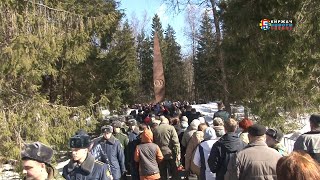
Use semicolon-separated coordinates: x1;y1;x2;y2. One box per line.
119;0;189;54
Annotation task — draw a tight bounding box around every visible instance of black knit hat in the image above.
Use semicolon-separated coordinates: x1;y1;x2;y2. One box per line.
248;124;266;136
21;142;53;165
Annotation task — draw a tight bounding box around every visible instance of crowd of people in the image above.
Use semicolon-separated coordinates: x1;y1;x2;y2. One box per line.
20;102;320;180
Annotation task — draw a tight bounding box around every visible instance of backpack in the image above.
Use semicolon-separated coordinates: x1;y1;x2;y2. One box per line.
215;141;238;180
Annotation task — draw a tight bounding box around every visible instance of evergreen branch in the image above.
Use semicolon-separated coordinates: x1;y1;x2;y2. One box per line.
26;0;102;19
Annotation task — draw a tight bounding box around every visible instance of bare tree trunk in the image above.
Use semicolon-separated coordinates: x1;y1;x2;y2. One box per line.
210;0;231;113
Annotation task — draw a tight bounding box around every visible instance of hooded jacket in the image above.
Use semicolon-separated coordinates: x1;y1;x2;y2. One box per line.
208;132;247;180
134;129;163;180
193;139;218;180
181;120;200;148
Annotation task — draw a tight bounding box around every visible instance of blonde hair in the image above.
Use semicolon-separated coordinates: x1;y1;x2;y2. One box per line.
224;118;237;132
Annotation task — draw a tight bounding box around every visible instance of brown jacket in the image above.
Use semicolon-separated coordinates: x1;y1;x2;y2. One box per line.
184;131;204;175
225;140;282;180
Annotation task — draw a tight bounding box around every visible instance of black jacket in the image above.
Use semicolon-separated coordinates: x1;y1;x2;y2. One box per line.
62;153;111;180
208;132;247;180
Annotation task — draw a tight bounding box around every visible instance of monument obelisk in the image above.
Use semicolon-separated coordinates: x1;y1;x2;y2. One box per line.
153;32;165;103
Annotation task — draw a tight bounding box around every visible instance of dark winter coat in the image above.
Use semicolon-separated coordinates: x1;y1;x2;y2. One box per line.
208;132;247;180
213;110;230;121
62;153;111;180
91;135;126;180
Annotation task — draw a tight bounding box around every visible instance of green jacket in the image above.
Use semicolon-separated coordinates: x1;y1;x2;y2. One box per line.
113;132;129;149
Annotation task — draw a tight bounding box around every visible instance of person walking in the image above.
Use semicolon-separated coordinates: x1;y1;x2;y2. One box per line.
293;114;320;163
63;130;112;180
224;124;282;180
266;128;288;156
193;127;219;180
21;142;61;180
153;116;180;180
91;125;126;180
134;129;164;180
208;119;247;180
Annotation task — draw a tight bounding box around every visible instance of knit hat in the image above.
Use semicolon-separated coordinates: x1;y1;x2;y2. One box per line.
248;124;266;136
190;119;201;130
101;125;113;133
204;127;217;140
21;142;53;165
239;118;254;131
266;128;284;142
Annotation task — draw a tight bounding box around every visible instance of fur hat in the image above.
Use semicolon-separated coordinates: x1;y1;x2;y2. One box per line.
112;120;122;128
101;125;113;133
21;142;53;165
128;119;137;126
69;130;91;148
248;124;266;136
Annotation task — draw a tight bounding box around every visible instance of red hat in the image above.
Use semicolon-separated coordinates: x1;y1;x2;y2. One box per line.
239;118;253;131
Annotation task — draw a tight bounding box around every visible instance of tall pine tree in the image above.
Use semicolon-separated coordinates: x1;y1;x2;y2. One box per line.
195;11;218;100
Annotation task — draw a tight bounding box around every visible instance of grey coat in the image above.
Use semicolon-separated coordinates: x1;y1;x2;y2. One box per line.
225;141;282;180
293;130;320;163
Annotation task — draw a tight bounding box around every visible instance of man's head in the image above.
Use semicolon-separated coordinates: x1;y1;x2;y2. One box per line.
217;101;225;110
112;120;122;133
198;123;208;132
213;117;224;127
21;142;53;180
310;114;320;131
69;130;91;163
266;128;284;147
128;119;137;130
224;118;238;133
101;125;113;139
248;124;266;143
